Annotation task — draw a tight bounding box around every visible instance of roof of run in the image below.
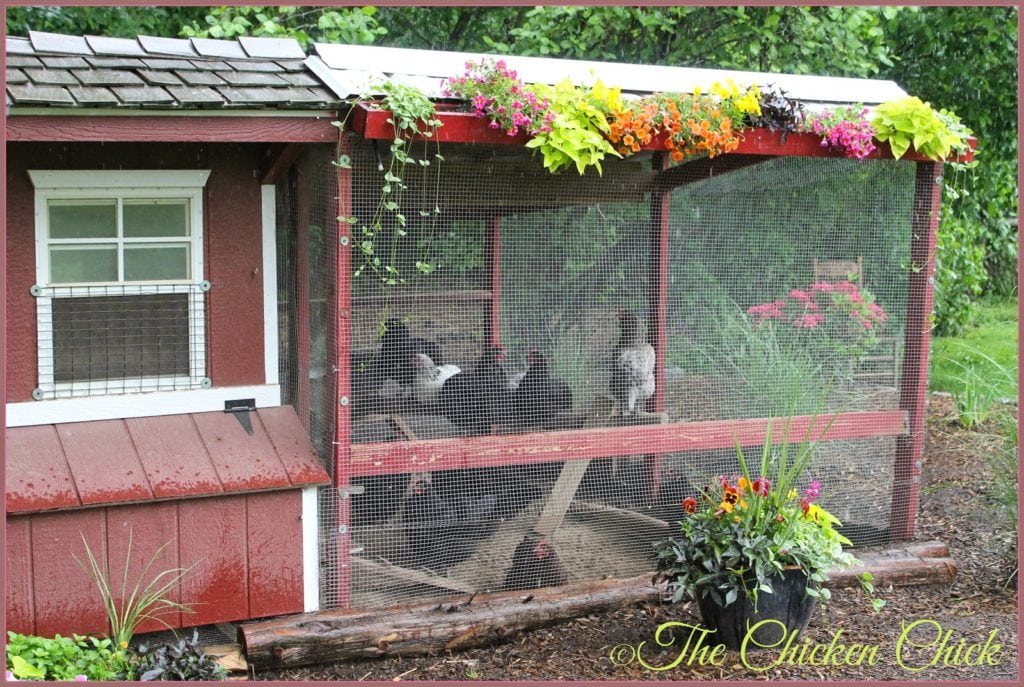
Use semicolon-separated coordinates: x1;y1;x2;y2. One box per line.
308;42;909;106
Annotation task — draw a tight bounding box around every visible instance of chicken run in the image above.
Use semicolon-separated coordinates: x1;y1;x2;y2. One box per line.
274;117;940;615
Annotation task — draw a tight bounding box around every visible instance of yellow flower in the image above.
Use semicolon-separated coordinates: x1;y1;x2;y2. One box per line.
737;477;751;492
119;640;128;650
719;500;734;513
692;86;703;98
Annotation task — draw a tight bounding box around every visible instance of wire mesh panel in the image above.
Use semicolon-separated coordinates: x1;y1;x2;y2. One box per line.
307;134;919;611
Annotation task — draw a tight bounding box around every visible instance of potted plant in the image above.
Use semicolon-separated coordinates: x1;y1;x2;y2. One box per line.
653;417;881;651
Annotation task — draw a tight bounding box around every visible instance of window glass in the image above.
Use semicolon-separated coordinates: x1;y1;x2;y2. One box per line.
124;200;190;238
49;245;118;283
48;200;116;239
124;244;190;281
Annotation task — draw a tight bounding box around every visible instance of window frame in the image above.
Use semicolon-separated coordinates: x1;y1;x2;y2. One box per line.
29;170;212;399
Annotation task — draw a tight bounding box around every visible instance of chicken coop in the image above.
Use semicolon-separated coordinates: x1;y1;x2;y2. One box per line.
280;44;959;613
5;33;963;639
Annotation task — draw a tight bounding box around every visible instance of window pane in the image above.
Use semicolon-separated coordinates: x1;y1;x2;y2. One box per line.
124;200;190;238
48;200;116;239
124;244;190;281
52;294;190;382
50;246;117;283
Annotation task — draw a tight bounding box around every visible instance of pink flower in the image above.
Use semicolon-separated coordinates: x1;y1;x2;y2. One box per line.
868;303;888;321
804;479;821;502
789;289;811;302
794;313;826;329
810;281;834;293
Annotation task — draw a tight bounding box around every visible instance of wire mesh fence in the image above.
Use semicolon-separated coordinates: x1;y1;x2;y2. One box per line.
278;137;919;611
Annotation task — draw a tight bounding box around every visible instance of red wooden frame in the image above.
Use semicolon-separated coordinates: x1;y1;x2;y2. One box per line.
646;152;671;499
889;162;944;539
349;410;907;478
351;104;975;164
485;217;503;346
6;115;340;143
334;131;355;608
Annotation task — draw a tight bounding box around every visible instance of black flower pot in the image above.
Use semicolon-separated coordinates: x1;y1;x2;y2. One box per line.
696;568;817;651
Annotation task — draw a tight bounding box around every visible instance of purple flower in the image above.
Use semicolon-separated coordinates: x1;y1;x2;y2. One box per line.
804;479;821;502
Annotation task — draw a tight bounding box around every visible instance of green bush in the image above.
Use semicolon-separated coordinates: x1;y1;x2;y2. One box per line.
933;213;987;336
6;631;127;681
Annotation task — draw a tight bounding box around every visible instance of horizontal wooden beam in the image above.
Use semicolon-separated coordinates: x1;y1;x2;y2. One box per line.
351;105;974;163
350;410;907;477
6;115;340;143
352;290;492;308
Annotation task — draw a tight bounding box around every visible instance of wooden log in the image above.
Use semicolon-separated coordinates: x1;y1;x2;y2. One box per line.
241;540;956;669
241;574;660;669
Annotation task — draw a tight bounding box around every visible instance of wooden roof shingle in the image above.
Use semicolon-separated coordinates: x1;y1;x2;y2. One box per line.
5;31;339;110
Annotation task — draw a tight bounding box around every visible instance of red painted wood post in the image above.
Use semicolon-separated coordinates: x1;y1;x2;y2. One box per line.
646;152;671;500
295;156;312;430
890;161;944;540
485;216;502;346
333;130;355;608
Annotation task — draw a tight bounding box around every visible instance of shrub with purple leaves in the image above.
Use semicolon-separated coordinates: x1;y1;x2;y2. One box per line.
443;59;554;137
807;106;877;159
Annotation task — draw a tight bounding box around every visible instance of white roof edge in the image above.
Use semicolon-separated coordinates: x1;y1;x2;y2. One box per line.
311;42;907;105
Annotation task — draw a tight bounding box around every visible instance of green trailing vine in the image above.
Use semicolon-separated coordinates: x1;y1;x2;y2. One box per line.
334;81;444;286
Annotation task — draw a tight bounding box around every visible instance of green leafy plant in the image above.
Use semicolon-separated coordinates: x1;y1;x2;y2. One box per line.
6;631;126;681
525;78;623;175
653;415;883;611
871;96;971;160
132;629;228;681
73;532;196;655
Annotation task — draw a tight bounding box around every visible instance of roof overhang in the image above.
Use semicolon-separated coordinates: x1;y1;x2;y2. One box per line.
6;109;342;142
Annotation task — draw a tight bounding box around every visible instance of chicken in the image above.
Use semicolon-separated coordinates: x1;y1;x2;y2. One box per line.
353;318;443;415
411;353;461;406
610;309;656;417
514;349;573;430
401;470;502;572
438;343;510;435
503;534;568;590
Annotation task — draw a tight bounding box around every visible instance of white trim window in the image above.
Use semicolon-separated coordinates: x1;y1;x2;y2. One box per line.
29;170;212;400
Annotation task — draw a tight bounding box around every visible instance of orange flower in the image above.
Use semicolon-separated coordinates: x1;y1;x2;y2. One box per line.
671;149;684;162
682;497;698;514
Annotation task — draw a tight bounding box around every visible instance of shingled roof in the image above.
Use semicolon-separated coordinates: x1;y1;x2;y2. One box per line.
5;31;340;110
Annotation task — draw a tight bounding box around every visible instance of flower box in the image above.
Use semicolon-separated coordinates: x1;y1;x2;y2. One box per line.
349;102;974;164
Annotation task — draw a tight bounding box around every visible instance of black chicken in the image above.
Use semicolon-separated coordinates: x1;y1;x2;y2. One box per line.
514;349;573;430
503;534;568;590
402;470;502;572
438;343;510;436
353;318;443;415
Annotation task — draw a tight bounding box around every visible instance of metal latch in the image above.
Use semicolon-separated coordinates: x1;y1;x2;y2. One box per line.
224;398;257;435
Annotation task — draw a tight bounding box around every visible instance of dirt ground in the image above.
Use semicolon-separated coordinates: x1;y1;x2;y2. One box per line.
254;394;1019;681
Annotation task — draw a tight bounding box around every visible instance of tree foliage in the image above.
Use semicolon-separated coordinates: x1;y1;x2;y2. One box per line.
178;5;385;48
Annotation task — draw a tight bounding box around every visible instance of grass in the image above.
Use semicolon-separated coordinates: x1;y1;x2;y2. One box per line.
930;297;1018;403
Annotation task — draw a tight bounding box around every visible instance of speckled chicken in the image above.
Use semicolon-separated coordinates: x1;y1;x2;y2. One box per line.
610;309;656;416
